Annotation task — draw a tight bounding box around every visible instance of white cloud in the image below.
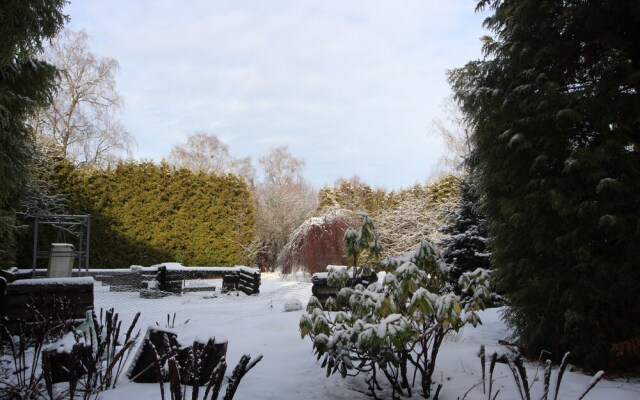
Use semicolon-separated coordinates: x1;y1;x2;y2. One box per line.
65;0;488;189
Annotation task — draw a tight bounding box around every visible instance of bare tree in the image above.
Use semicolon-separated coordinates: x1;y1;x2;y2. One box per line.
18;148;68;219
429;96;473;177
254;146;317;271
169;132;255;183
33;29;134;168
259;145;306;186
376;178;458;258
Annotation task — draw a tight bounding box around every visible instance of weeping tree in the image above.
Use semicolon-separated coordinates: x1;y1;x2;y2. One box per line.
449;0;640;368
277;208;354;275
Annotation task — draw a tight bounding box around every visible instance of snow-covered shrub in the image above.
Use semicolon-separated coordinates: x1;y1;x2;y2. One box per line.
1;315;62;399
343;212;382;271
300;236;491;399
375;176;459;258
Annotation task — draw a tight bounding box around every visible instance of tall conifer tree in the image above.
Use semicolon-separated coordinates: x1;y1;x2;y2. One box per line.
450;1;640;368
0;1;67;265
439;177;490;291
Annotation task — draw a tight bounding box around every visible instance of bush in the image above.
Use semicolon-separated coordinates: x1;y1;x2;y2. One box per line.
300;216;491;399
17;160;255;268
0;305;140;399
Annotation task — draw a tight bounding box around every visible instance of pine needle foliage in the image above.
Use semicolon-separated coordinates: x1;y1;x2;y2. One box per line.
449;0;640;369
438;176;491;292
0;0;68;267
17;160;255;267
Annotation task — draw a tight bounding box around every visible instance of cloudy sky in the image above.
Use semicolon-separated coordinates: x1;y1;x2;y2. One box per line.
63;1;487;190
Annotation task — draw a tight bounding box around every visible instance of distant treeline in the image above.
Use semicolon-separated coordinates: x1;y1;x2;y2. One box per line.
14;157;461;270
17;160;255;268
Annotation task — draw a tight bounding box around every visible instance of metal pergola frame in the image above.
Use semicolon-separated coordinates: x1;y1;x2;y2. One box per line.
31;213;91;278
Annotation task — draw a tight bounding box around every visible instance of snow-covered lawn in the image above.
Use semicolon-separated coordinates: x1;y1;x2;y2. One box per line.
93;273;639;400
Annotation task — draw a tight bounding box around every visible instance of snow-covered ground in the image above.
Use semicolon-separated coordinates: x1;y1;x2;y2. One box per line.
93;273;639;400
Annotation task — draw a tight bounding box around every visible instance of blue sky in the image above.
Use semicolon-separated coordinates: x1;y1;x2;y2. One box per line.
64;1;487;190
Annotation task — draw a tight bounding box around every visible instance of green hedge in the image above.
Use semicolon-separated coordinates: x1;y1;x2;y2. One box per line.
18;160;255;268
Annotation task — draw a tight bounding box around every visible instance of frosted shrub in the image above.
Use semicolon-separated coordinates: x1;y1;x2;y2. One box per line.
300;229;491;399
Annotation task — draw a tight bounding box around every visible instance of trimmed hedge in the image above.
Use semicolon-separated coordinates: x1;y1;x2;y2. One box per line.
18;160;255;268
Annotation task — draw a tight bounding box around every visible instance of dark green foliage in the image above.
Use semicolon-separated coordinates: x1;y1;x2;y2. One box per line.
0;0;68;267
439;176;490;289
89;161;255;267
0;1;68;64
450;1;640;368
17;160;255;268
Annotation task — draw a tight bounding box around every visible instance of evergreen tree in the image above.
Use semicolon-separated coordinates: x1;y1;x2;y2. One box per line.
439;177;490;291
16;160;256;268
450;1;640;368
0;1;67;266
317;176;394;217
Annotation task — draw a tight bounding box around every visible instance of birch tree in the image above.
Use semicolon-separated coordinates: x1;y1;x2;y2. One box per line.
169;132;255;183
254;146;317;271
429;97;473;177
33;29;134;168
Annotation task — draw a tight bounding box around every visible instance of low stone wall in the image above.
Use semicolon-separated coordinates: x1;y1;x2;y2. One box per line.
14;265;262;296
311;270;378;305
1;277;94;330
221;267;261;295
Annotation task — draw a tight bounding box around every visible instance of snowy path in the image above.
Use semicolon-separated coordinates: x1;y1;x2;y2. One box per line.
95;275;370;400
93;273;640;400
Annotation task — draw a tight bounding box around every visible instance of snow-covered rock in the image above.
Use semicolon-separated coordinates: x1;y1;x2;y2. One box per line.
284;298;303;312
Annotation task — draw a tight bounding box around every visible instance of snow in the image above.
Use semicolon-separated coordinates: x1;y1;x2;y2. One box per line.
16;264;260;275
10;276;94;285
284;298;303;312
30;274;640;399
151;263;260;274
43;331;83;354
313;265;351;281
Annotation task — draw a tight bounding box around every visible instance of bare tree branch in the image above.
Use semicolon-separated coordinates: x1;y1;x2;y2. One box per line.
376;180;458;258
168;132;256;184
429;96;473;178
254;146;317;271
32;29;134;168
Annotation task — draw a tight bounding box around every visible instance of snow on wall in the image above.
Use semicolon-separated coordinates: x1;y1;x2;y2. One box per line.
17;264;260;275
10;276;95;286
146;263;259;274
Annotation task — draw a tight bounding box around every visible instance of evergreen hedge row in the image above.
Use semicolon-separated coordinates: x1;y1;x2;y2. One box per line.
18;160;255;268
